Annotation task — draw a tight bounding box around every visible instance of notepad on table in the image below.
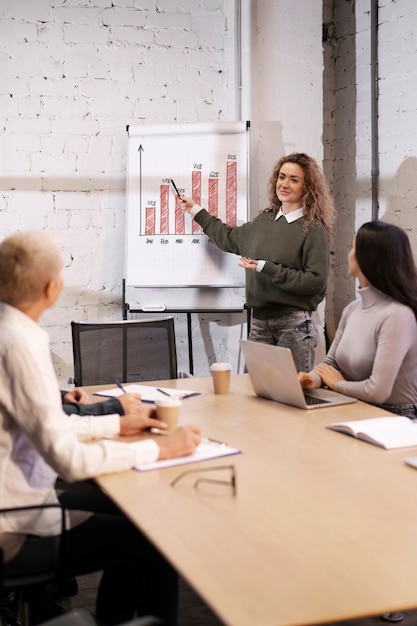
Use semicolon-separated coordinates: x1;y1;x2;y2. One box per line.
326;416;417;449
135;441;241;471
94;383;200;403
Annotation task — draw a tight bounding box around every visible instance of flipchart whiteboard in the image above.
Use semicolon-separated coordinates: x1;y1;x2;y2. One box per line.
125;122;250;288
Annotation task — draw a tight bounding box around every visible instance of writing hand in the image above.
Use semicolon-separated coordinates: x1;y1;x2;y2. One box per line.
238;256;259;271
297;371;316;389
179;196;195;213
62;389;92;404
117;393;143;415
313;364;345;391
157;425;202;459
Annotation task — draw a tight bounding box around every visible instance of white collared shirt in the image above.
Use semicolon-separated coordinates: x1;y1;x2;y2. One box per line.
275;206;304;222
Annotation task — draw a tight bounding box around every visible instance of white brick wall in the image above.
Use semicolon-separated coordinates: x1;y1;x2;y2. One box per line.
0;1;325;384
0;0;236;383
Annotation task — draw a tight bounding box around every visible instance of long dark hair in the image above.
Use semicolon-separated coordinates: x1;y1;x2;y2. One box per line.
356;221;417;318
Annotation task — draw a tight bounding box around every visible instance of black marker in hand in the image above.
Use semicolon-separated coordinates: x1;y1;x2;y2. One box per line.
170;179;181;198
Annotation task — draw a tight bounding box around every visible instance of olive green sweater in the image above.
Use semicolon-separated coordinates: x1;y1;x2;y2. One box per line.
194;208;329;319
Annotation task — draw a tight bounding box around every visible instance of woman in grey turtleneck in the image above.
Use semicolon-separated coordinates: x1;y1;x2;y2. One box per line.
299;221;417;419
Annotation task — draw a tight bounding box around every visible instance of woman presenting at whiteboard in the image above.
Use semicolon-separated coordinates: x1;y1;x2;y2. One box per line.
180;152;335;372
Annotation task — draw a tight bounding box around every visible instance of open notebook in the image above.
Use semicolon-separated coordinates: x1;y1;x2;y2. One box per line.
240;340;357;410
327;416;417;449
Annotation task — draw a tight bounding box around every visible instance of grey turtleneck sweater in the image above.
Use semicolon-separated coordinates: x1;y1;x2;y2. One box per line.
311;285;417;405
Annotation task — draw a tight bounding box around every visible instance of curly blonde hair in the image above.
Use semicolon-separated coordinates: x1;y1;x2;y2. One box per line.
266;152;335;238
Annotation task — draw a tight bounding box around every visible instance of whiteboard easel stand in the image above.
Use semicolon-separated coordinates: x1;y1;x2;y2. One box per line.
122;280;251;375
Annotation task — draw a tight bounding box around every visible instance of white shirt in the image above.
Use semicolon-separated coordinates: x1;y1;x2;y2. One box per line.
275;207;304;222
0;303;159;537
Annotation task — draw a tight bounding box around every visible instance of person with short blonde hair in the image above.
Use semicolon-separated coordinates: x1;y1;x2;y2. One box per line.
0;230;62;307
0;229;201;625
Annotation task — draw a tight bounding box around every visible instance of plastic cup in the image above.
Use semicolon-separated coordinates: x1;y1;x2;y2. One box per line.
210;362;232;394
155;398;181;432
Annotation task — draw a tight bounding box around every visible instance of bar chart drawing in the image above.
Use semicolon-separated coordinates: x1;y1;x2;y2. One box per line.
125;122;249;287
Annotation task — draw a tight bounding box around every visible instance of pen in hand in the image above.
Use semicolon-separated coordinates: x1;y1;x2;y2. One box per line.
150;429;227;446
115;379;127;394
202;437;227;446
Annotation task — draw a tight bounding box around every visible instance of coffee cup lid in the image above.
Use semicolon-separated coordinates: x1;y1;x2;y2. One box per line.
155;397;182;407
210;362;232;371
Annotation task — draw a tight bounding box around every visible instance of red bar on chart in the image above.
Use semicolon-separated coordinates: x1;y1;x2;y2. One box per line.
226;160;237;226
175;196;185;234
145;207;155;235
192;169;202;233
192;170;202;204
208;176;219;217
160;183;169;234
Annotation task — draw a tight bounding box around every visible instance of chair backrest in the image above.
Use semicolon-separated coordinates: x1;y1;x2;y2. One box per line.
0;504;66;626
71;317;178;387
0;504;65;588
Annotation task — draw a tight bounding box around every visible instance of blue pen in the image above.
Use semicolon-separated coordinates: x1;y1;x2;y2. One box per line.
114;379;127;394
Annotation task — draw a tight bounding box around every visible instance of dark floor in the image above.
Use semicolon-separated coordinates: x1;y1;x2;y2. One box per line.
69;571;223;625
69;571;417;626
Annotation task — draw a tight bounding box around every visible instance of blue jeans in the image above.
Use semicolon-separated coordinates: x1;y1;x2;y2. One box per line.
249;310;318;372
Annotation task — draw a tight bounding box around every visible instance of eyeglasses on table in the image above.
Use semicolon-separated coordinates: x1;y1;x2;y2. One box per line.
170;464;237;496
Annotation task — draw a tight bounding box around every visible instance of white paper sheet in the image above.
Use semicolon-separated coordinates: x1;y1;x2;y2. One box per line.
135;442;241;471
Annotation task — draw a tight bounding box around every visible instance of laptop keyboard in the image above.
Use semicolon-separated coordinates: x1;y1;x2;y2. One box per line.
304;394;330;406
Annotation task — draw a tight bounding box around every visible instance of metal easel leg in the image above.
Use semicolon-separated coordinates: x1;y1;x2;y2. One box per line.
187;312;194;375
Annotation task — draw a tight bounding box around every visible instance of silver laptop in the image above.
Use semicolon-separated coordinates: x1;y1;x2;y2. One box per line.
240;340;357;409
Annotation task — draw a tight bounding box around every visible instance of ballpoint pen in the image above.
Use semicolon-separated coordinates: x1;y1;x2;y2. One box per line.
157;388;200;400
202;437;227;446
150;429;227;446
114;379;127;394
156;387;172;397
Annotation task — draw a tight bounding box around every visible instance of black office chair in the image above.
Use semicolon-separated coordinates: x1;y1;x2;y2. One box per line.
71;317;178;387
0;504;67;626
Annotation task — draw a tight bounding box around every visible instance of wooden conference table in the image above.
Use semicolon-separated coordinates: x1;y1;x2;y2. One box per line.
86;375;417;626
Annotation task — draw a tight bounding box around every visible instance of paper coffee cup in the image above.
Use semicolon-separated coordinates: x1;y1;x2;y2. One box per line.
155;398;181;432
210;362;232;394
